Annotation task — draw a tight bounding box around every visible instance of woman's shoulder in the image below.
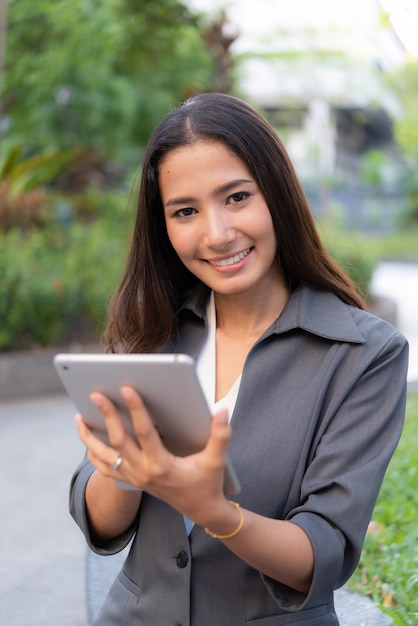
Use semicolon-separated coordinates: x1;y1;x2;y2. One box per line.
292;284;408;351
346;294;406;338
349;303;408;358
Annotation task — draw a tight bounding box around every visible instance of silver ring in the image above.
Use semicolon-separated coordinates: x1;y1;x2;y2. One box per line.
111;454;123;472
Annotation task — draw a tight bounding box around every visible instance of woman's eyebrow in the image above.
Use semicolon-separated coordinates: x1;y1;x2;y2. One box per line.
165;178;253;207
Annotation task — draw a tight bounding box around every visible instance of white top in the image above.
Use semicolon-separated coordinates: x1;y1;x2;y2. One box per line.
196;291;242;418
184;292;242;535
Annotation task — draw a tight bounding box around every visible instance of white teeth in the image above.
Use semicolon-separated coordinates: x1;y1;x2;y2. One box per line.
209;248;251;267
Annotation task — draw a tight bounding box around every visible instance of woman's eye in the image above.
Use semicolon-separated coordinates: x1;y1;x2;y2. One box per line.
227;191;249;204
174;207;196;217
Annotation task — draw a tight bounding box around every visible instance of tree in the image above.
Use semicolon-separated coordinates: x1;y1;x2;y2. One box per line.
2;0;215;157
386;59;418;225
0;0;8;136
388;60;418;160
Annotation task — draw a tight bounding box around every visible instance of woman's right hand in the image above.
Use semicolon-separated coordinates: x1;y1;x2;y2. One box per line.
76;384;234;535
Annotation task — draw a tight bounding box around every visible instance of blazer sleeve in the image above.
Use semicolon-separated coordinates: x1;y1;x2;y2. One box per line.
262;324;409;611
69;455;138;555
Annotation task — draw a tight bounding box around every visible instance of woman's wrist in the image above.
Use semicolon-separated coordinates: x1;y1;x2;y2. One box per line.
204;501;244;539
85;470;142;544
202;500;244;540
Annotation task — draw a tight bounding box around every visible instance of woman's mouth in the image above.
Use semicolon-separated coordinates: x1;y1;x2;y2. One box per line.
207;247;253;267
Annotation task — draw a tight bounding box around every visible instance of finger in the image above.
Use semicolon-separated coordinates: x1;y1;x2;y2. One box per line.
89;391;132;451
120;386;166;454
75;413;91;441
75;413;108;453
75;414;122;471
204;408;231;461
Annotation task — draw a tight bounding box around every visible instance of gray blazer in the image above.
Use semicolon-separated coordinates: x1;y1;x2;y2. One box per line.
70;285;408;625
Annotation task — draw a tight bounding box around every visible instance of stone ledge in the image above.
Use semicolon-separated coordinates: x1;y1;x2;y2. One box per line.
0;343;103;400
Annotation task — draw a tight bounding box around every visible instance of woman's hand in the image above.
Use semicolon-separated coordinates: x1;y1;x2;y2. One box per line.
76;385;234;529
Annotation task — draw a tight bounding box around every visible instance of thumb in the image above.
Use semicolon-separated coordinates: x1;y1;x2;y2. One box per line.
205;408;231;457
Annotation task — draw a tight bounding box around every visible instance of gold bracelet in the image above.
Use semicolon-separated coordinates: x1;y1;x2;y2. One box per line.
204;502;243;540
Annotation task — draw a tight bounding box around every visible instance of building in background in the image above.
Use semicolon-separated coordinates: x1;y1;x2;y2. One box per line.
189;0;413;231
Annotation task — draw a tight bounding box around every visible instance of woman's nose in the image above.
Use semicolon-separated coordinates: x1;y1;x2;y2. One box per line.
204;208;235;248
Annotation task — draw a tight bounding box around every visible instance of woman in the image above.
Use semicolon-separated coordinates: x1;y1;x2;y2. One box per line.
70;93;408;625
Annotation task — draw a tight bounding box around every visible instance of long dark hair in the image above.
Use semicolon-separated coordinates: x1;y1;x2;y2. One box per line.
105;92;366;353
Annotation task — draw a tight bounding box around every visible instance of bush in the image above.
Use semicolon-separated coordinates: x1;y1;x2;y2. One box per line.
0;229;76;348
0;221;128;350
0;145;78;232
319;224;378;300
0;142;135;351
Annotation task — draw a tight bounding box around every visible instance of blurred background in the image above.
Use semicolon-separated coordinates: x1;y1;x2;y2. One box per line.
0;0;417;353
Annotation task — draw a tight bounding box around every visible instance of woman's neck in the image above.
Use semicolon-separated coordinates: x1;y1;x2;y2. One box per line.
214;281;289;339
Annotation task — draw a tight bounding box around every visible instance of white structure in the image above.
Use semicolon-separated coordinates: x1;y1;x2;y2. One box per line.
188;0;408;181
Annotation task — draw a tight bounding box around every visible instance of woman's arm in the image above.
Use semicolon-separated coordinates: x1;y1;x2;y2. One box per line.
86;472;142;545
197;495;314;594
75;414;142;546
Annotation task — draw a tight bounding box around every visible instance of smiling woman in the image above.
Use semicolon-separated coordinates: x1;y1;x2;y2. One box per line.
69;93;408;626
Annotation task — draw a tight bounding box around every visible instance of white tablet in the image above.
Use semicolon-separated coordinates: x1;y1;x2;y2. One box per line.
53;353;240;494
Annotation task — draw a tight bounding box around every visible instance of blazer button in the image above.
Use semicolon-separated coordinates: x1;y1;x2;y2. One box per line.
176;550;189;568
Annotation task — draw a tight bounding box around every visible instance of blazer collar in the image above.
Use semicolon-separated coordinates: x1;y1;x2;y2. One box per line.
272;285;365;343
182;284;365;345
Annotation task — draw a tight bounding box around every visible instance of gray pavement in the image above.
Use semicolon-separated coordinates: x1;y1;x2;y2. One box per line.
1;261;417;625
0;395;87;625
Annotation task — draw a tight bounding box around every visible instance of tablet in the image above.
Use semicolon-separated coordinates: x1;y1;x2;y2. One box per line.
53;353;240;495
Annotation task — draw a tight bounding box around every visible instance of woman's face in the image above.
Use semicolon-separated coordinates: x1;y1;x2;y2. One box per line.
159;140;282;298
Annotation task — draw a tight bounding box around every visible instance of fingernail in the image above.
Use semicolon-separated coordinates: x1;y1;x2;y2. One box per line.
217;409;229;424
121;387;133;401
89;393;103;408
75;414;88;432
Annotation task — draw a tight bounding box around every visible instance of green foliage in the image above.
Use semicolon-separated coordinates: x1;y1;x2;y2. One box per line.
384;60;418;231
388;61;418;160
352;230;418;262
347;393;418;625
360;149;388;186
335;247;376;300
0;145;74;192
394;163;418;230
0;229;80;349
318;222;378;299
0;195;129;350
0;144;79;231
3;0;215;155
